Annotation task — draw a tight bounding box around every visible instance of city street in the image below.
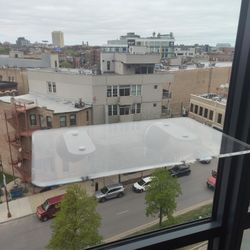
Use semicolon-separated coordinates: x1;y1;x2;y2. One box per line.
0;160;216;250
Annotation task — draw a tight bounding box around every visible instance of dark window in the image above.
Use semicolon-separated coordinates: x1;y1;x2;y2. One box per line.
154;85;158;89
217;113;222;124
119;85;130;96
70;114;77;126
190;103;194;112
199;106;203;116
132;103;141;114
108;105;112;116
107;86;112;97
204;108;208;118
46;116;52;128
55;60;58;67
47;81;52;92
153;103;157;107
113;86;118;97
86;111;89;121
107;61;110;70
30;114;37;126
209;110;214;120
0;75;2;81
59;116;67;127
52;82;56;93
119;105;130;115
194;105;198;114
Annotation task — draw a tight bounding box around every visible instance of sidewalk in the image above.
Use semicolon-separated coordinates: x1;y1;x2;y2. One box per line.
0;171;148;224
0;180;94;224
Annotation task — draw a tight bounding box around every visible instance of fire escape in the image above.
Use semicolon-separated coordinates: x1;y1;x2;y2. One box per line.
4;99;38;182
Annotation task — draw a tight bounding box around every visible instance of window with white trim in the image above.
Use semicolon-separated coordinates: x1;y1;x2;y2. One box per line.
108;105;118;116
119;105;130;115
131;103;141;114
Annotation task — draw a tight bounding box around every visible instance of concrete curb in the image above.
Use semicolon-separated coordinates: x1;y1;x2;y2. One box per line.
104;199;213;243
0;213;35;225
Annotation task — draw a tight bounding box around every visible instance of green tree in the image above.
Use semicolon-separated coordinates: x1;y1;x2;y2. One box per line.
47;185;102;250
145;168;182;227
60;60;73;68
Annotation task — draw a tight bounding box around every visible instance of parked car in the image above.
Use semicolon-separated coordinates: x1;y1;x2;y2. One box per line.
207;170;217;190
132;177;152;192
36;194;64;222
169;164;191;177
199;156;212;164
95;183;125;202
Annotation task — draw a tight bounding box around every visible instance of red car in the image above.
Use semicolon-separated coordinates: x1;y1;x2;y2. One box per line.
207;170;217;190
36;194;64;222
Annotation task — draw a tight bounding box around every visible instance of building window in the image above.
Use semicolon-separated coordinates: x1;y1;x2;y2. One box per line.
153;103;157;107
154;85;158;89
29;114;37;126
199;106;203;116
59;116;67;127
11;76;15;82
70;114;77;126
46;116;52;128
119;85;130;96
107;61;110;70
131;103;141;114
131;85;142;96
52;82;56;93
217;113;222;124
112;85;118;97
194;105;198;114
190;103;194;112
107;86;112;97
119;105;130;115
209;110;214;120
47;81;52;92
163;89;171;99
86;111;89;121
108;105;118;116
0;75;2;81
8;76;11;82
204;108;208;118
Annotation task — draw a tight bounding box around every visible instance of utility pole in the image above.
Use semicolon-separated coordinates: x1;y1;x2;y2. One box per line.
0;156;12;218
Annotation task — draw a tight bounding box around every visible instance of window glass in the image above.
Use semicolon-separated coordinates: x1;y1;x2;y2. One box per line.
30;114;37;126
107;86;112;97
217;113;222;124
59;116;67;127
209;110;214;120
119;105;130;115
52;82;56;93
119;85;130;96
46;116;52;128
70;114;77;126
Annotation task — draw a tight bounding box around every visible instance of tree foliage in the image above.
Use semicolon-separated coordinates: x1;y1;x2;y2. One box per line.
47;185;102;250
145;168;182;227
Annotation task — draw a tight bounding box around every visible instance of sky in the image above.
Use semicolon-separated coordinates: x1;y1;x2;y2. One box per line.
0;0;242;46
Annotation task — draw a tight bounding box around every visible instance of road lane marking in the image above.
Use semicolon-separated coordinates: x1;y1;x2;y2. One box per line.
116;210;129;216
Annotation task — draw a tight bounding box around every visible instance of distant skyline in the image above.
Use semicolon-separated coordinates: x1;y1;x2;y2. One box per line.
0;0;241;46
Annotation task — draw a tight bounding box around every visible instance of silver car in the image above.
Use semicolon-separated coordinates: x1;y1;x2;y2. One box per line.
95;183;125;202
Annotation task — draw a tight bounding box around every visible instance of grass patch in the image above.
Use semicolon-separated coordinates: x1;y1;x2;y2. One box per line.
0;173;15;186
129;204;212;237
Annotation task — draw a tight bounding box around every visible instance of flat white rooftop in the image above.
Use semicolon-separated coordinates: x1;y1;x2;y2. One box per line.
32;117;250;187
0;94;90;114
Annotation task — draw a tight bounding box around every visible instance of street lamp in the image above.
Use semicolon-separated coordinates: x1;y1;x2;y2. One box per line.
0;156;11;218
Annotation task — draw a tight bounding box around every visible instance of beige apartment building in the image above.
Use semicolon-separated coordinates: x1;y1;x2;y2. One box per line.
188;93;226;130
167;65;231;116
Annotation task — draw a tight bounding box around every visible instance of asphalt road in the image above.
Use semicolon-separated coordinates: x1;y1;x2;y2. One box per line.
0;160;216;250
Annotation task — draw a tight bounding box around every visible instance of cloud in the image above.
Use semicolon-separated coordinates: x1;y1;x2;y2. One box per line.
0;0;241;45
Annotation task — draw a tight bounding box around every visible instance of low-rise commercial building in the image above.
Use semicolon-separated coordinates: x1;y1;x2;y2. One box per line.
188;93;226;130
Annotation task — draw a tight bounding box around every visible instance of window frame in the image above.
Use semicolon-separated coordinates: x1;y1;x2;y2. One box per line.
59;115;67;127
89;0;250;249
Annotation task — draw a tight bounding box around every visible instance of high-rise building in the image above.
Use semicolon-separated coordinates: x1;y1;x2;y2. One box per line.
52;31;64;48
